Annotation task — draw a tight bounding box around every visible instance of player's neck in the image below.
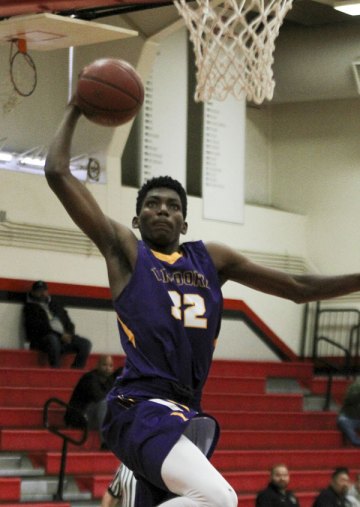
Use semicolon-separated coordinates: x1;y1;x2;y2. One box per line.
144;239;181;255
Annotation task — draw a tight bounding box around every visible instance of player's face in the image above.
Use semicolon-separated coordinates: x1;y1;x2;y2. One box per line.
133;187;188;252
271;466;290;491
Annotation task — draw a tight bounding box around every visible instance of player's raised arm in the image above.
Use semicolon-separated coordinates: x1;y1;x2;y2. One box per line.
44;103;136;260
206;241;360;303
45;103;139;299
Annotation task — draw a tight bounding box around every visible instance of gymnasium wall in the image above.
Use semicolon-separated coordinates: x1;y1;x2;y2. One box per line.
271;98;360;276
1;16;360;359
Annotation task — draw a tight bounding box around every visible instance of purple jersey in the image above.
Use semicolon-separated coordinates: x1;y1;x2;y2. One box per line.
113;240;223;409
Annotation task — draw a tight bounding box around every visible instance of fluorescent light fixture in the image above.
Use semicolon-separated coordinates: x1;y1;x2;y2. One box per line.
334;2;360;15
0;152;13;162
0;149;105;183
19;156;45;168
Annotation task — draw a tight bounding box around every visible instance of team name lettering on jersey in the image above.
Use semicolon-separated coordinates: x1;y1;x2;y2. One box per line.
151;268;210;288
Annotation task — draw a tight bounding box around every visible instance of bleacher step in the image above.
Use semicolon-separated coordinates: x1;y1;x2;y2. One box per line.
0;387;72;407
0;503;70;507
212;448;360;471
209;360;314;380
0;430;100;452
0;452;44;477
212;410;337;430
266;377;308;394
0;477;20;501
203;376;265;394
202;392;303;411
21;476;91;502
0;368;82;388
0;407;338;430
303;393;340;411
71;502;100;507
218;429;342;450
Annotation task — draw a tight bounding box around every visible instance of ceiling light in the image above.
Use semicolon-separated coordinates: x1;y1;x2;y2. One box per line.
19;156;44;168
0;149;104;183
0;152;13;162
334;2;360;15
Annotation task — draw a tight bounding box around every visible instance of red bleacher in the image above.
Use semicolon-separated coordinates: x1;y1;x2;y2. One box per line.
0;348;357;507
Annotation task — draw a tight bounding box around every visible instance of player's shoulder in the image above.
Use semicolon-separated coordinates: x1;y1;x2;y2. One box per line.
204;241;242;270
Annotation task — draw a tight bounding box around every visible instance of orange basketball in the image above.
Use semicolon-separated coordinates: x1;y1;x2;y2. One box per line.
76;58;144;127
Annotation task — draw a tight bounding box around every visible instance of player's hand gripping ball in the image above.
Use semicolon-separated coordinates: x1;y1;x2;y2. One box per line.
75;58;144;127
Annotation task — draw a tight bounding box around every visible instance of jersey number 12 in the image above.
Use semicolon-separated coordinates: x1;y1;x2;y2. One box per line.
168;291;207;329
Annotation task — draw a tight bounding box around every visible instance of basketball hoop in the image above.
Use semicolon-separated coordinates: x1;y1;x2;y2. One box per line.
9;39;37;98
0;39;37;114
174;0;294;104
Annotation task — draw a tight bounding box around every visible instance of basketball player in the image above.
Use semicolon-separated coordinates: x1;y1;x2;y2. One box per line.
45;102;360;507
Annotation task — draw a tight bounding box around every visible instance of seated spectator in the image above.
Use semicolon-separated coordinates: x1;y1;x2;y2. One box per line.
337;378;360;446
347;474;360;507
23;280;91;368
312;467;351;507
256;463;300;507
65;354;121;448
101;463;137;507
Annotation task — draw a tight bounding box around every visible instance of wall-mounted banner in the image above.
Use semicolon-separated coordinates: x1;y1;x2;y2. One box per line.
140;28;188;186
202;96;245;224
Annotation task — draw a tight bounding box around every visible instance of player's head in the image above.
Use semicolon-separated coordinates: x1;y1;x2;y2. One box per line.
136;176;187;219
133;176;188;249
270;464;290;491
331;467;350;496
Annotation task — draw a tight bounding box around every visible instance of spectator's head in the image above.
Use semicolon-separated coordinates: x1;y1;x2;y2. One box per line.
97;355;114;377
270;464;290;492
331;467;350;497
30;280;49;302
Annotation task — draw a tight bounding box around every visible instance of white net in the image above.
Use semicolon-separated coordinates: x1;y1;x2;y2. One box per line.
174;0;294;104
0;75;22;115
0;41;37;115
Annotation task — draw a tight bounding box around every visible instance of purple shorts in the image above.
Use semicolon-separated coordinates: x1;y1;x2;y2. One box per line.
102;388;219;495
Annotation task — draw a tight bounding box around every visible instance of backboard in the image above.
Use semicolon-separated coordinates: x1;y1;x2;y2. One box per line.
0;13;138;51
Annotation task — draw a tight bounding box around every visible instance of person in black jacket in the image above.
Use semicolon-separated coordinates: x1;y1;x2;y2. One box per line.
312;468;352;507
337;378;360;446
23;280;91;368
65;354;121;448
256;464;300;507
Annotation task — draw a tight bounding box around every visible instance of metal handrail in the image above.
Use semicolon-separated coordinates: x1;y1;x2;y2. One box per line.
314;336;351;411
43;397;88;501
312;303;360;361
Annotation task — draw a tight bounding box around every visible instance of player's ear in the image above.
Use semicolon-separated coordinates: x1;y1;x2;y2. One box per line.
132;217;139;229
181;221;188;235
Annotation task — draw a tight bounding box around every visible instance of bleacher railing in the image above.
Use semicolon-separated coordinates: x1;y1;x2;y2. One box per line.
302;301;360;409
43;397;88;501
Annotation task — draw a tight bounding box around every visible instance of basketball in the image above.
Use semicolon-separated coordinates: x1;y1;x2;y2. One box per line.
75;58;144;127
